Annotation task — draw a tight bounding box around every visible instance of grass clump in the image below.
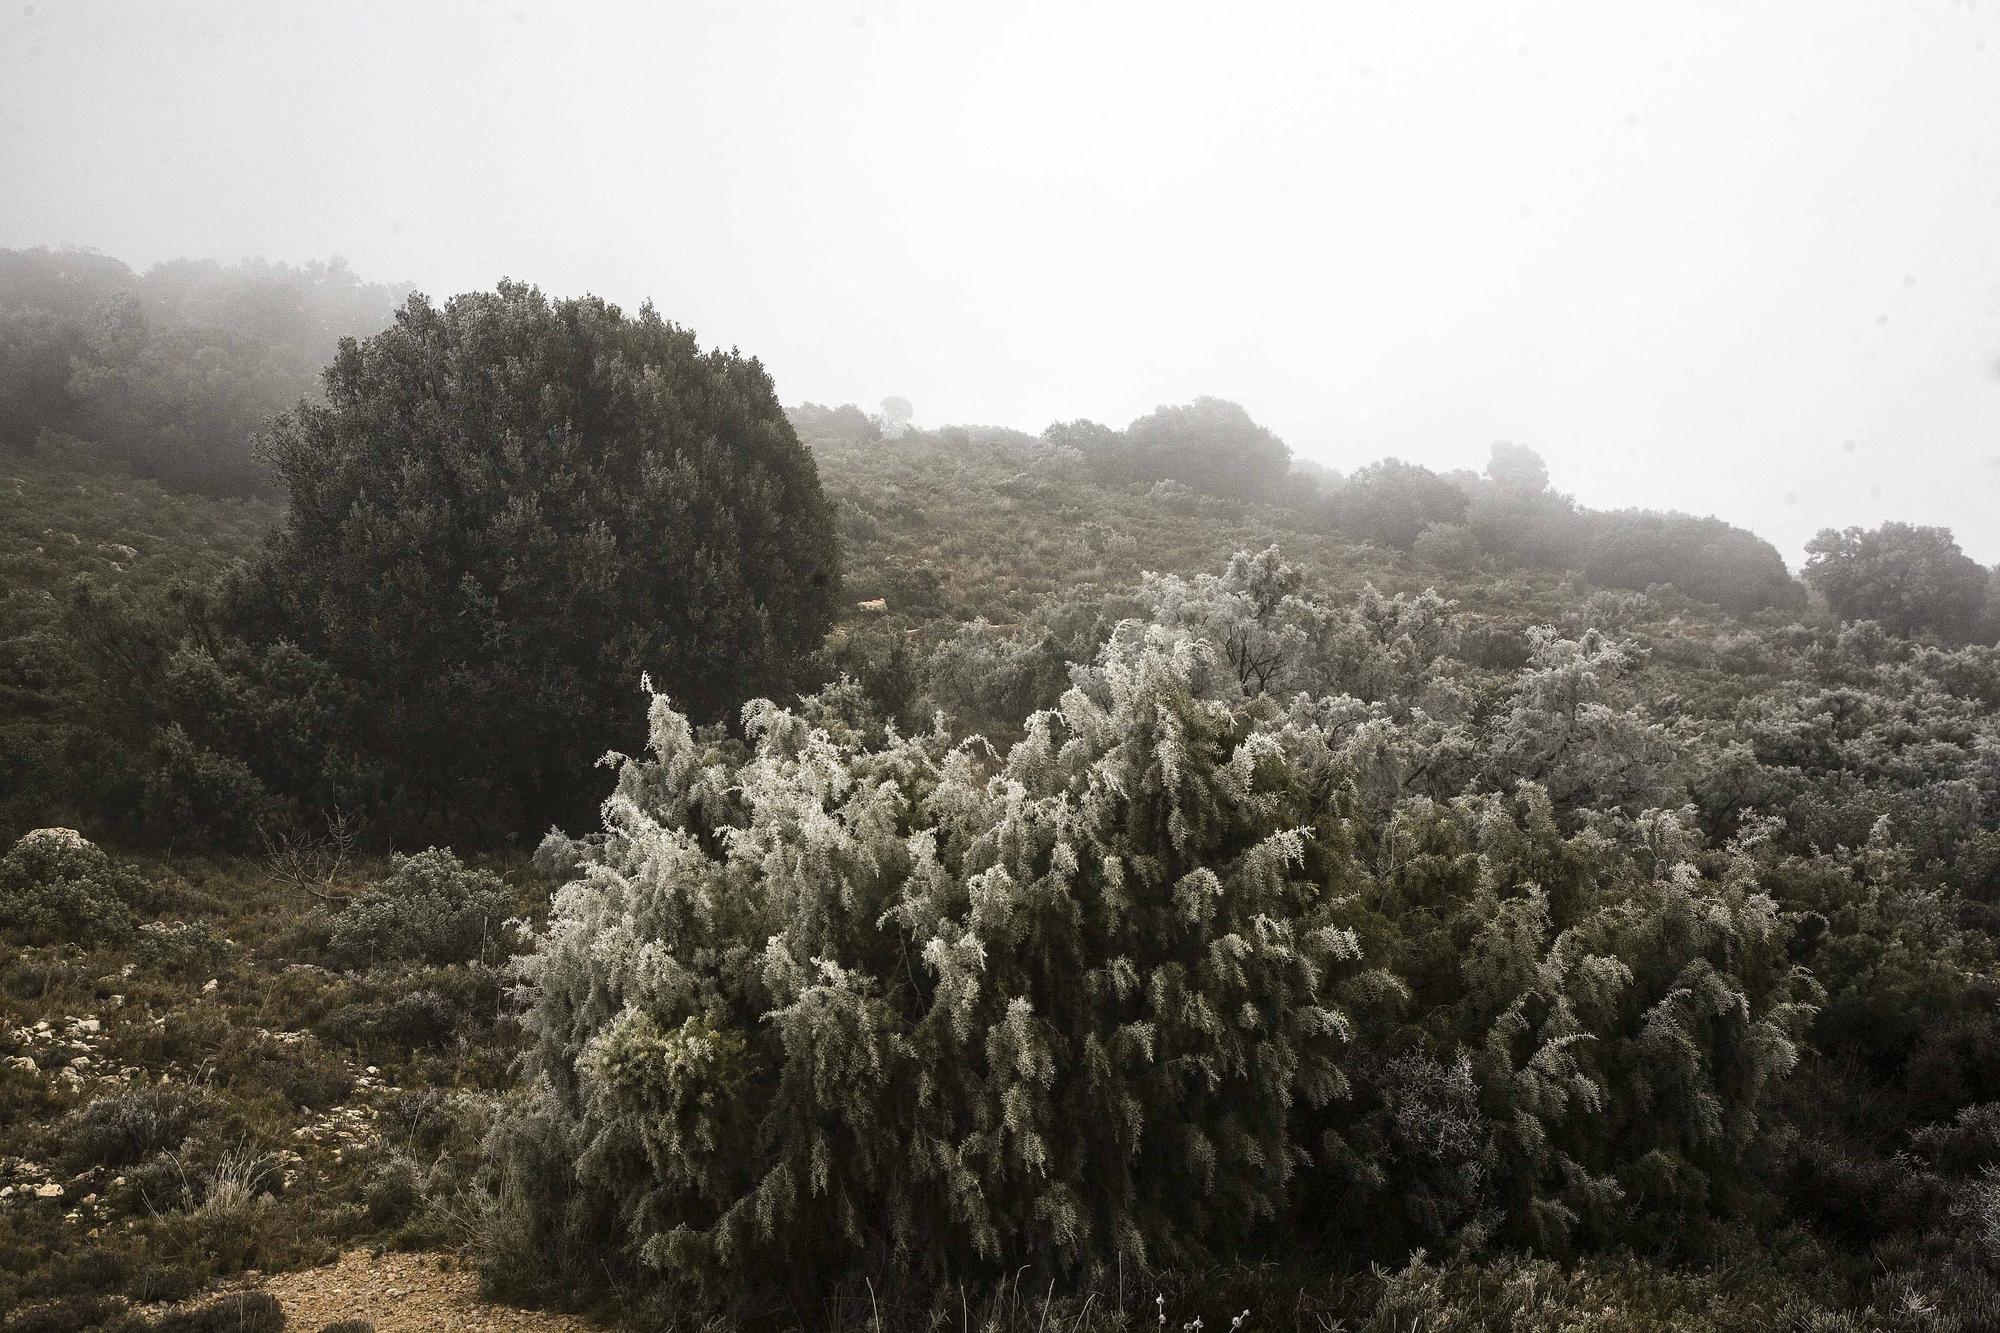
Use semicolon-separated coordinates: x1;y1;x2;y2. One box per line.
150;1291;286;1333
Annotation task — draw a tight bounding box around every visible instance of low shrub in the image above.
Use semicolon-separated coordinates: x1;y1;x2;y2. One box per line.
32;1244;132;1301
1;950;91;1000
133;921;237;979
0;1293;146;1333
318;990;461;1056
150;1290;286;1333
61;1086;215;1170
125;1260;204;1305
0;828;150;947
326;851;511;968
222;1033;352;1111
362;1158;422;1229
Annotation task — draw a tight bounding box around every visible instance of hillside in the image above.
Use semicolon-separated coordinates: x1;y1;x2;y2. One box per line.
0;460;279;841
5;405;1998;1328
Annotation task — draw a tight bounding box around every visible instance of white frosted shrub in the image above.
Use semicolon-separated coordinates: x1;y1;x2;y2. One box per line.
490;629;1371;1298
485;550;1819;1307
328;848;512;967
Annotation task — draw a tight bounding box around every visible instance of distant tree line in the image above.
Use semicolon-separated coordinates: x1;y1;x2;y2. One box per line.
1803;521;1996;643
1034;402;1809;613
0;246;408;492
889;398;1987;634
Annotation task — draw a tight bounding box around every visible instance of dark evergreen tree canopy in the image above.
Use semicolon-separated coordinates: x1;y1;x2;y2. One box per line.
1583;510;1804;615
1063;397;1292;502
1121;397;1291;501
1329;457;1469;549
251;281;841;837
1804;521;1992;642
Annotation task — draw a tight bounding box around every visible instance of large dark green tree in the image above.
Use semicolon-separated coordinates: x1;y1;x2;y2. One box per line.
1074;397;1292;502
245;282;841;838
1804;521;1990;642
1329;457;1469;550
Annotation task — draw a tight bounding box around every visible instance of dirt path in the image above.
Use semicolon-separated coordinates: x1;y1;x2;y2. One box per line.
260;1249;601;1332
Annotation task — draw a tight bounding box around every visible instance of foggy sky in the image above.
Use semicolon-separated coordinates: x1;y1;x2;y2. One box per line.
4;1;1998;565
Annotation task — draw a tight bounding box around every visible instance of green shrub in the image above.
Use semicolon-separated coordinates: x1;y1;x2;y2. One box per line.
362;1159;422;1229
318;991;457;1054
227;1032;353;1111
125;1260;204;1305
327;850;511;968
133;920;237;979
139;722;280;851
61;1086;215;1170
0;1294;146;1333
34;1244;132;1301
0;828;148;946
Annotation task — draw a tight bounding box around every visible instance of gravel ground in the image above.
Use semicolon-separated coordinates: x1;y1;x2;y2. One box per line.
260;1249;601;1332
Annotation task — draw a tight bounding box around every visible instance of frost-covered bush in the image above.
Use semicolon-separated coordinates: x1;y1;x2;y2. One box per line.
1131;547;1465;713
925;619;1073;734
1482;628;1677;813
0;827;149;946
327;849;511;968
62;1085;216;1169
1314;791;1816;1255
1414;521;1481;569
489;630;1372;1302
486;551;1835;1309
133;919;237;978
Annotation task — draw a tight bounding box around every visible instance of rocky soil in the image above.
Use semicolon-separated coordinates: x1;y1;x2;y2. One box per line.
261;1250;600;1332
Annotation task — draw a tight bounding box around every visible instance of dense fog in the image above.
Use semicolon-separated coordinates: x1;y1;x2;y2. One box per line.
5;1;1997;561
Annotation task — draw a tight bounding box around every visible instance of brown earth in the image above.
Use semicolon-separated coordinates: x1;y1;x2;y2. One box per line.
259;1249;602;1332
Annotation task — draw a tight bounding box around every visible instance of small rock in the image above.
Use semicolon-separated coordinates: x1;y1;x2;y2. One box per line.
202;978;219;994
33;1182;62;1199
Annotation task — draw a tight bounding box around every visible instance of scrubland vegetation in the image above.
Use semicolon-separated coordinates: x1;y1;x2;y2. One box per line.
5;249;2000;1329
